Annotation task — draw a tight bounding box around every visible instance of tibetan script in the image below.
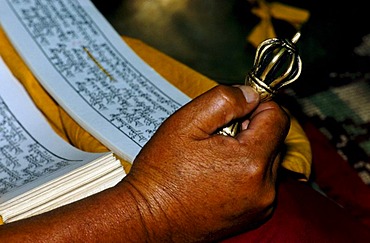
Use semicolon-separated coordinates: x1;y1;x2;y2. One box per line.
0;0;190;161
0;57;111;202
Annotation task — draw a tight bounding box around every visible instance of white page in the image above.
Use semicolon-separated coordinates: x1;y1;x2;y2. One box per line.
0;57;113;203
8;166;124;222
0;0;191;162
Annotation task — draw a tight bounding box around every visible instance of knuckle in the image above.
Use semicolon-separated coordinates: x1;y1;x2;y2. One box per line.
257;188;276;209
213;85;239;109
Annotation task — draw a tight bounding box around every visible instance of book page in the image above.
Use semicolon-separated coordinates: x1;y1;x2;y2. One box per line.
0;57;113;203
0;0;191;162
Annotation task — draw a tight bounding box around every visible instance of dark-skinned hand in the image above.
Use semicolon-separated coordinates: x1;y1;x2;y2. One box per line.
0;85;289;243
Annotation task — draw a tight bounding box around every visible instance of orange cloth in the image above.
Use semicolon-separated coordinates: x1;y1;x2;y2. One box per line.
248;0;310;47
0;26;311;178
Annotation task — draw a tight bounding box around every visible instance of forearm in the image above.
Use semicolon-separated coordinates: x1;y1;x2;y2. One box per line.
0;181;152;242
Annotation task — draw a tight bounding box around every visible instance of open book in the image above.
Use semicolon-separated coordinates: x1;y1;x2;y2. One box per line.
0;0;191;223
0;57;126;223
0;0;191;163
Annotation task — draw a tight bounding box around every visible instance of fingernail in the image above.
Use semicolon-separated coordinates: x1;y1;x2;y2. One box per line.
239;86;259;103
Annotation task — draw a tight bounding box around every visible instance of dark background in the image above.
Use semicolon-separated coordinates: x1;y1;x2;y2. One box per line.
92;0;370;92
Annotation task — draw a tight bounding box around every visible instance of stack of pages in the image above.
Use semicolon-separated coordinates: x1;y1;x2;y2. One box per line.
0;57;125;223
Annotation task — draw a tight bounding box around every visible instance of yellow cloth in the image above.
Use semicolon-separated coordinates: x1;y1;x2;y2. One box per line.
248;0;310;47
0;26;311;178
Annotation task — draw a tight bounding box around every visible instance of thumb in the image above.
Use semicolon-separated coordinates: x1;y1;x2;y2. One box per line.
165;85;260;138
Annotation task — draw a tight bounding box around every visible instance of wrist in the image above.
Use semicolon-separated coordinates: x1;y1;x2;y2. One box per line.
122;173;202;242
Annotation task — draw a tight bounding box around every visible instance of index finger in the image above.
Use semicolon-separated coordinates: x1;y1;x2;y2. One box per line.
170;85;260;139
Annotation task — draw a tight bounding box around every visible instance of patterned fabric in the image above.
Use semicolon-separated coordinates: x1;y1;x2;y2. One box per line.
292;79;370;185
285;32;370;185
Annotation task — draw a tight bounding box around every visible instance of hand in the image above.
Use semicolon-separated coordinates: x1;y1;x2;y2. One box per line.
0;85;289;242
124;85;290;241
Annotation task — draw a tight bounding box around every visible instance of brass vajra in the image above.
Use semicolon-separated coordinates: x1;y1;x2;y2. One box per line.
218;32;302;137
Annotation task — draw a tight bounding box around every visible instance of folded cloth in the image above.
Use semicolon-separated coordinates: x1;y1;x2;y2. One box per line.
0;26;311;179
248;0;310;47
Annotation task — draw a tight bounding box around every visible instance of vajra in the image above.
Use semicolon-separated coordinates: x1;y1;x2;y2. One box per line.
218;32;302;137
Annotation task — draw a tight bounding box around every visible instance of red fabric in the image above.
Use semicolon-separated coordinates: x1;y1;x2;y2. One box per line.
223;121;370;242
303;122;370;228
223;176;370;243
